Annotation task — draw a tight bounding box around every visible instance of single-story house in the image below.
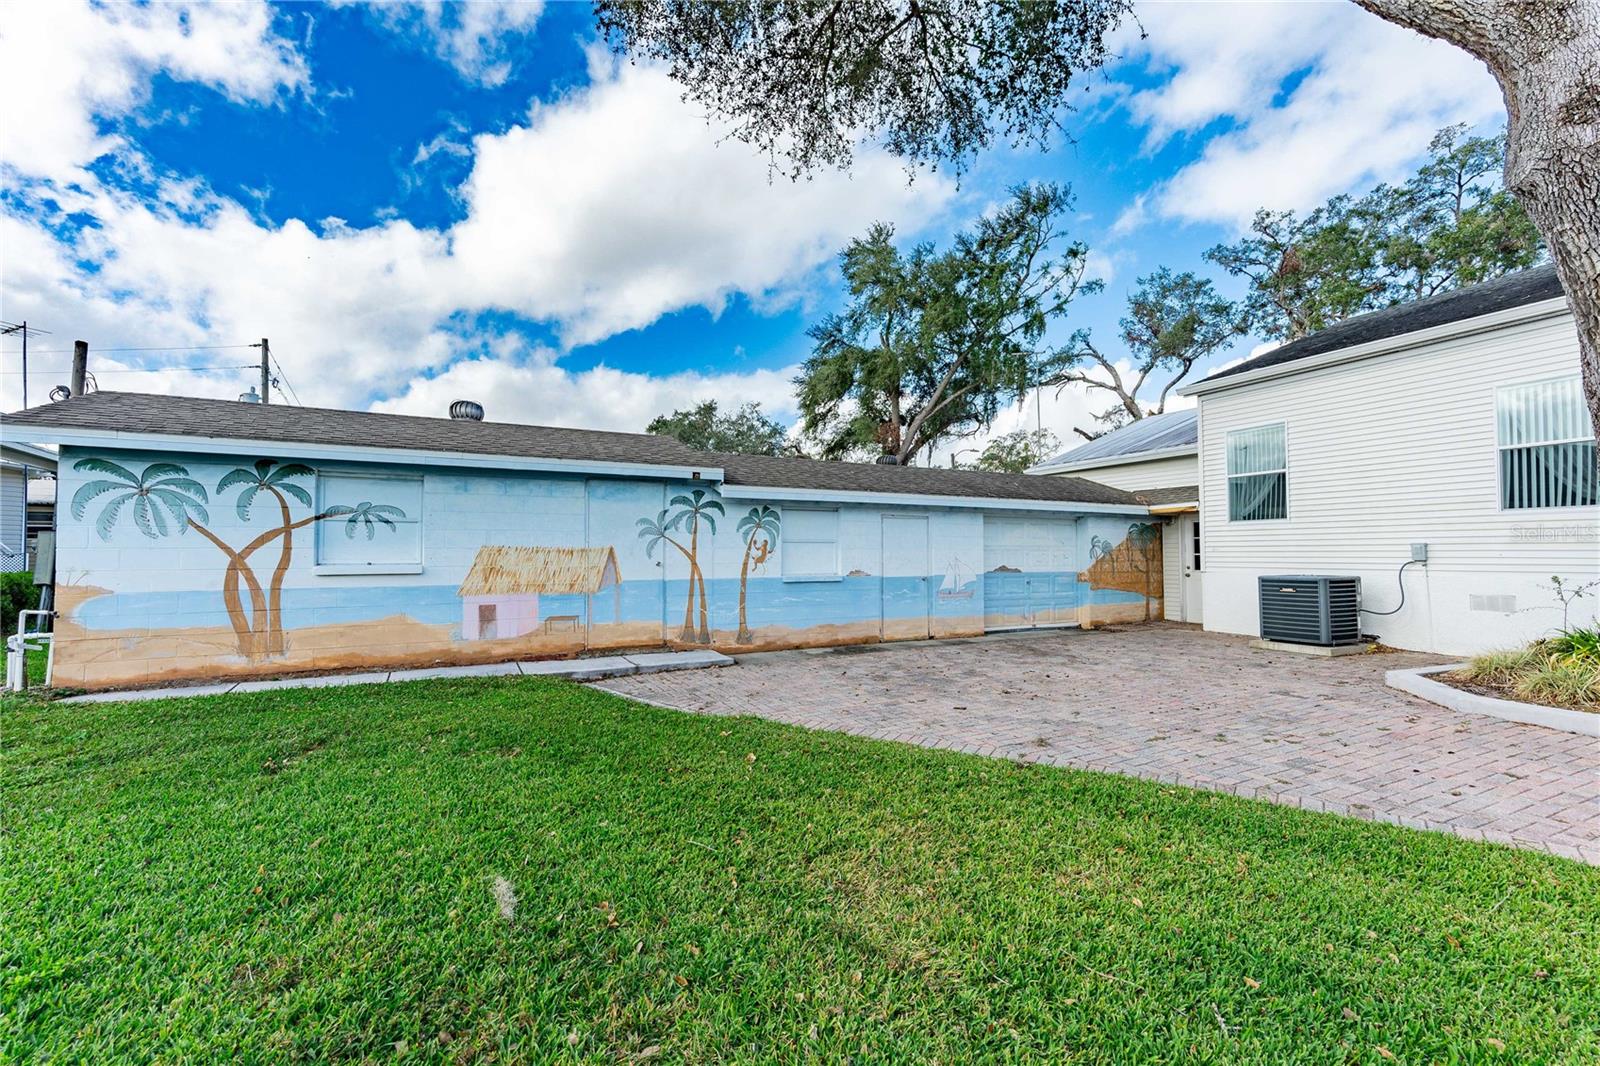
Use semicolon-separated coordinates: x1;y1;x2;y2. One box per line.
1178;263;1598;656
3;392;1163;688
1031;411;1202;624
0;440;57;573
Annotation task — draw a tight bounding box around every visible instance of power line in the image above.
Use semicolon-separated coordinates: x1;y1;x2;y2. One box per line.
269;353;303;406
0;363;258;375
0;343;258;354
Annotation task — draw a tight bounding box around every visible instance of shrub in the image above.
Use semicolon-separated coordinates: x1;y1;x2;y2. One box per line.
1;571;41;636
1543;625;1600;669
1460;647;1540;686
1514;657;1599;710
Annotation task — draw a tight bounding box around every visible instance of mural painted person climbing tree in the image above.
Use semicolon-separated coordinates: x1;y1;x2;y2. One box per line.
735;505;780;643
72;458;407;661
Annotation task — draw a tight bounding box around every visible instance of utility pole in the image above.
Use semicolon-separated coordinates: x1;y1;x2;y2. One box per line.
0;320;50;407
70;340;88;397
260;338;271;404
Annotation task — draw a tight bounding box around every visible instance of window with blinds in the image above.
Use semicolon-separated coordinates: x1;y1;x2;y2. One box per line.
1497;377;1598;510
1226;423;1287;521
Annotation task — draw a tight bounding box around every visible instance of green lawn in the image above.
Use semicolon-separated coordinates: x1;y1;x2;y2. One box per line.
3;678;1596;1063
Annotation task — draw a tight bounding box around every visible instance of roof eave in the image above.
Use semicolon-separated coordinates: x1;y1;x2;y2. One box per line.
8;424;724;483
1180;296;1572;398
719;481;1148;514
1029;443;1198;475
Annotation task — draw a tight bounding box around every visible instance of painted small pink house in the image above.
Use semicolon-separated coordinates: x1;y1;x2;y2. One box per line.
458;545;621;640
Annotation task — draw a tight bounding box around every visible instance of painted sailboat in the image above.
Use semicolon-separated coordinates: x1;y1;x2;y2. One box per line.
937;557;976;600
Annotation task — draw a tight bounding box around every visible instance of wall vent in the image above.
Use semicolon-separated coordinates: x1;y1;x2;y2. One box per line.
1469;594;1517;613
1258;575;1362;646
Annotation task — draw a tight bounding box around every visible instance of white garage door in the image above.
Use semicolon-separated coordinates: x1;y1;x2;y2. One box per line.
982;515;1079;630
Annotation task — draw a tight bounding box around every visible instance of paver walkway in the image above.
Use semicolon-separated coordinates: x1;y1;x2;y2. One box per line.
600;624;1600;864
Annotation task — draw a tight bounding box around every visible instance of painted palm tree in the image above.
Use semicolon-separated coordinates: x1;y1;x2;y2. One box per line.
637;509;698;642
667;488;724;643
1088;534;1115;572
220;460;316;655
735;506;780;643
1127;522;1161;620
73;456;407;661
72;458;266;655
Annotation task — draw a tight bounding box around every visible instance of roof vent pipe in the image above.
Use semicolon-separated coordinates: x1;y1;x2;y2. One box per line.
449;399;484;421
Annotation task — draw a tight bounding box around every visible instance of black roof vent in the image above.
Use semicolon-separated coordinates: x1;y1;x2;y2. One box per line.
449;399;484;421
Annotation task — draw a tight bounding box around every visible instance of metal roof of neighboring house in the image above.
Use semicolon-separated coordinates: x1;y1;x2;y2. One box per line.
27;478;55;505
3;391;1143;508
1033;410;1197;471
458;545;621;597
1199;263;1564;386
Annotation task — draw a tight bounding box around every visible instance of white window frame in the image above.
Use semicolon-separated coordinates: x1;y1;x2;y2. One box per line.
1494;375;1598;513
780;506;842;582
313;470;425;576
1225;422;1289;523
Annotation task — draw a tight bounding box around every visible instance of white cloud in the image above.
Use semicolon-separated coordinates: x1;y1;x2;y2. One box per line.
351;0;546;88
450;50;952;345
1;28;946;423
0;0;306;182
372;339;800;432
1115;1;1503;230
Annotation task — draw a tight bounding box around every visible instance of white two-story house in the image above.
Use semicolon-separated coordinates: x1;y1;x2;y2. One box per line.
1179;264;1597;656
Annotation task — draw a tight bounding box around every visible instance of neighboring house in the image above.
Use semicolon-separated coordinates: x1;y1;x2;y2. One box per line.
1031;411;1204;624
26;476;55;541
0;441;57;573
4;393;1165;689
1180;263;1598;656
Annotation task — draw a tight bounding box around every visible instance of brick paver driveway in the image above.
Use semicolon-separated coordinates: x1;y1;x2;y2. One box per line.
600;624;1600;863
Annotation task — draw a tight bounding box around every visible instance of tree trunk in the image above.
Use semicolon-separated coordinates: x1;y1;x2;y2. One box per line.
1354;0;1600;434
266;489;294;656
736;536;754;643
190;522;265;659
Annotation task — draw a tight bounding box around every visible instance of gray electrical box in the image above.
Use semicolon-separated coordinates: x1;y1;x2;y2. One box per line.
1410;543;1429;563
1259;575;1363;646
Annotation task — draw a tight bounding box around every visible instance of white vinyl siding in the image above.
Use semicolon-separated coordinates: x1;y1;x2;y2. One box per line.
1226;424;1287;521
1054;453;1198;493
781;507;840;580
1195;307;1599;655
314;471;424;573
1496;377;1598;510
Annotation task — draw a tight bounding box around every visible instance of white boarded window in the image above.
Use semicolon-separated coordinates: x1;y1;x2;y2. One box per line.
314;472;424;571
1226;423;1287;521
781;508;840;580
1497;378;1598;510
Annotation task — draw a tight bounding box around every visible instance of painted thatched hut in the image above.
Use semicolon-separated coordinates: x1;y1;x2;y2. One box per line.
458;545;621;640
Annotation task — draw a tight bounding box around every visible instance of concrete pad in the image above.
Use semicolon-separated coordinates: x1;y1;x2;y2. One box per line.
624;650;734;673
389;661;525;682
519;655;639;680
233;671;393;692
1250;638;1372;657
60;682;240;704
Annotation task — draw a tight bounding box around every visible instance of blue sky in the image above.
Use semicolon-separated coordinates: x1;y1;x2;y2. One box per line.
0;1;1503;459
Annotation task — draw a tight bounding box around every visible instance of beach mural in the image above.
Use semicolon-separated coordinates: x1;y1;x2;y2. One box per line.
49;450;1156;688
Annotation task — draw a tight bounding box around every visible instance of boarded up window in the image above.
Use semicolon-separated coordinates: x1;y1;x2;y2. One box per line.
781;508;840;580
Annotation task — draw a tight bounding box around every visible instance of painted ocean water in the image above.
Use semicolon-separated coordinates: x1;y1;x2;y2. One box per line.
73;573;1143;633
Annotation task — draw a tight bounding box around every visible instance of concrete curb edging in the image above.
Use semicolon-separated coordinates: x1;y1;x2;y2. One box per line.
55;650;734;705
1386;663;1600;737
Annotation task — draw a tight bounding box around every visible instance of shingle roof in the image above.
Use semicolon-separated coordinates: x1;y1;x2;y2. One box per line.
1033;410;1197;470
1201;263;1564;385
1131;485;1198;507
4;391;1143;508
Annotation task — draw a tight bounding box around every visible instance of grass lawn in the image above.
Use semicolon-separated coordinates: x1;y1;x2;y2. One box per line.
3;678;1597;1063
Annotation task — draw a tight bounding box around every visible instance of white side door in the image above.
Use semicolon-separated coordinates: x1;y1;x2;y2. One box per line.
1180;513;1204;624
